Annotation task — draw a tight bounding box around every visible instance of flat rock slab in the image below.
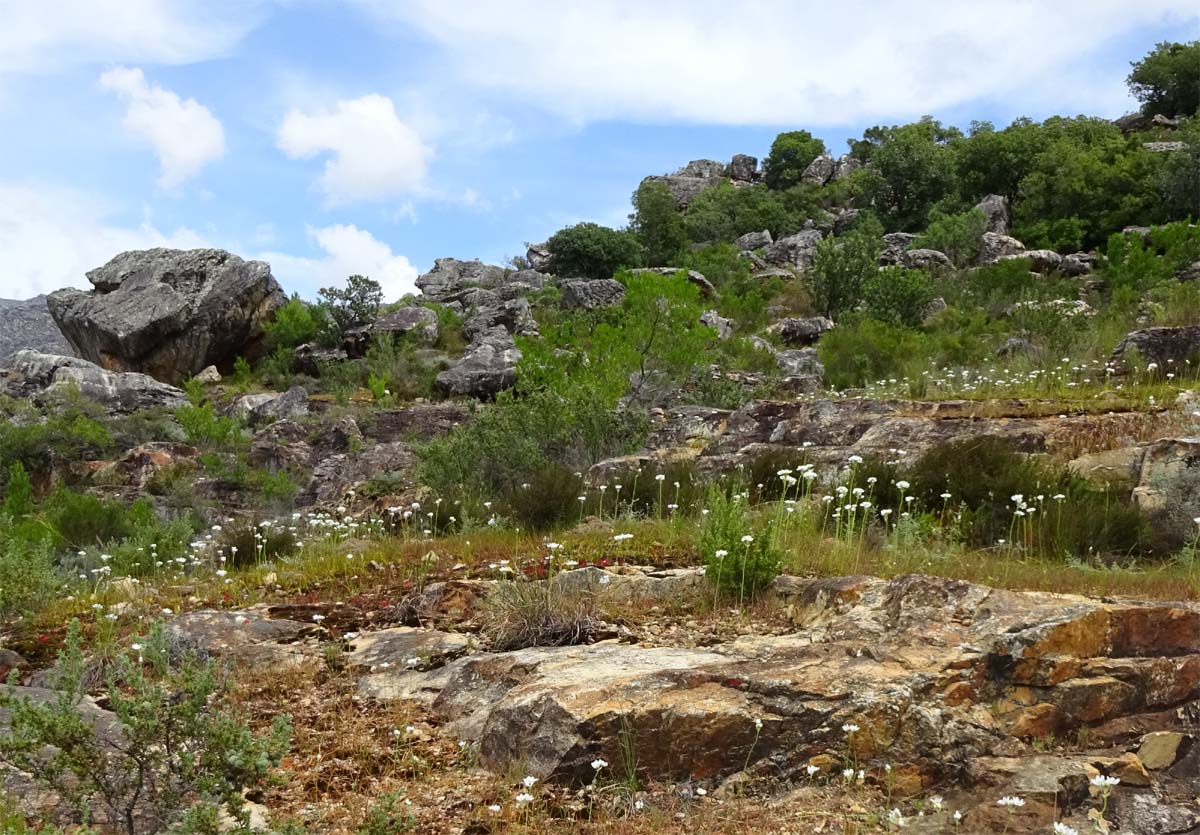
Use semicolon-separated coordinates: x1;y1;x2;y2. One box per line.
346;626;473;670
168;608;320;671
355;573;1200;799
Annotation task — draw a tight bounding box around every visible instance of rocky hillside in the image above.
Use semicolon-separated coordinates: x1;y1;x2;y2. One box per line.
0;40;1197;835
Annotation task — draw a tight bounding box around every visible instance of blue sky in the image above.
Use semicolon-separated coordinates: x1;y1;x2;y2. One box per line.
1;0;1197;301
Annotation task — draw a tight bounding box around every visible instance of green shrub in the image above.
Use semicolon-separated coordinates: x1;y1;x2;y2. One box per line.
809;226;884;318
356;792;418;835
175;403;245;452
0;398;113;485
218;522;299;569
684;182;796;242
631;180;687;266
763;130;827;191
1126;40;1200;118
0;620;292;835
0;514;58;616
699;486;781;604
265;295;324;351
319;274;383;339
817;315;928;389
546;222;643;279
499;464;585;531
42;490;150;551
913;207;987;267
862;266;935;328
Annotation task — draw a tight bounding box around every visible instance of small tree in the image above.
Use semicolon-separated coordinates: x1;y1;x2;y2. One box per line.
545;222;643;279
763;130;827;190
0;621;292;835
1127;40;1200;118
318;275;383;338
264;295;325;350
630;180;688;266
809;228;884;318
862;266;935;328
913;207;988;267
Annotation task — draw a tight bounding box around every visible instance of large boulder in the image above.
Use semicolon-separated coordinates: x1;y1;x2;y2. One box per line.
727;154;758;182
901;248;953;271
0;295;71;361
1132;438;1200;550
974;194;1010;235
978;232;1026;266
1003;249;1063;274
462;298;538;342
767;316;835;346
763;231;825;271
2;350;186;413
46;248;285;384
1111;325;1200;370
800;153;835;186
833;154;862;181
879;232;918;266
525;243;553;272
415;258;543;302
734;230;773;251
559;279;626;310
435;328;521;399
640;160;726;209
774;347;824;377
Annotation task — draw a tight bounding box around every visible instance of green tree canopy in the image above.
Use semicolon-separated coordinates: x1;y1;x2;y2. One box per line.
546;222;644;279
1127;40;1200;117
630;180;688;266
763;130;827;190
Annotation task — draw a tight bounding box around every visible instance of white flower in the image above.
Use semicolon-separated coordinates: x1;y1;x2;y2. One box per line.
895;480;910;491
695;787;707;796
312;614;325;623
805;765;819;777
740;534;754;543
487;804;501;813
842;768;855;780
887;808;905;828
515;792;533;804
928;795;943;811
996;795;1025;808
842;723;860;734
1053;823;1078;835
655;473;666;481
591;758;608;770
522;776;538;789
953;811;962;821
1089;774;1120;788
612;533;633;542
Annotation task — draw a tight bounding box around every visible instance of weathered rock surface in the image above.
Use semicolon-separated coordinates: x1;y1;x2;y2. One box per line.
879;232;918;266
975;194;1010;235
434;328;521;399
764;230;825;271
767;316;834;346
167;608;321;671
833;154;862;181
2;350;187;413
901;248;954;271
300;440;418;506
699;310;733;339
47;248;285;384
1132;438;1200;550
800;153;835;186
978;232;1027;266
358;573;1200;798
462;297;538;341
640;160;726;209
734;230;772;251
727;154;758;182
415;258;508;300
0;295;71;361
559;278;626;310
774;347;824;378
1111;325;1200;370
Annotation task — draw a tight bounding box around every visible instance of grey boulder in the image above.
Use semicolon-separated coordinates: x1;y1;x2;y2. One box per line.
978;232;1026;266
46;248;285;384
800;153;835;186
559;279;626;310
768;316;835;346
974;194;1010;235
901;248;954;271
435;328;521;399
763;230;825;271
3;350;186;413
734;230;772;251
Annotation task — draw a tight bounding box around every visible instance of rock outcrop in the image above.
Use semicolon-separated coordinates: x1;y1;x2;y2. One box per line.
640;159;726;209
2;350;187;413
1111;325;1200;371
763;230;825;271
978;232;1027;266
46;249;285;384
559;278;626;310
974;194;1010;235
435;328;521;399
343;306;439;357
0;296;71;361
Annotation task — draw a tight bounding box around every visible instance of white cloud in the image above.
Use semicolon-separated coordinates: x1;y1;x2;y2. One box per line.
100;66;225;187
359;0;1199;124
262;224;419;300
0;0;262;74
0;183;208;299
276;95;433;206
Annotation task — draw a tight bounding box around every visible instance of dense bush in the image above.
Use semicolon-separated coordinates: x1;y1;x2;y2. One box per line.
763;130;827;190
1126;40;1200;117
0;513;58;616
699;486;781;603
0;397;113;487
809;225;883;318
817;315;928;389
862;266;935;328
264;295;325;350
631;180;688;266
0;621;292;835
545;222;643;279
912;207;987;267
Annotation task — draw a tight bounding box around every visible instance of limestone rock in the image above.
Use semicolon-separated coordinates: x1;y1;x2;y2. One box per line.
168;608;320;671
700;310;733;340
462;297;538;342
346;626;473;671
1062;252;1095;277
249;419;311;473
0;295;71;362
47;248;285;384
1002;249;1063;273
800;153;835;186
246;386;309;425
978;232;1026;266
435;329;520;399
1111;325;1200;370
1136;731;1187;769
974;194;1010;235
292;343;347;376
901;248;954;271
1132;438;1200;550
526;242;553;272
764;230;825;270
775;348;824;378
833;154;862;181
559;278;626;310
879;232;918;266
300;440;418;506
734;230;772;251
767;316;835;346
3;349;187;413
195;365;222;384
344;306;439;357
727;154;758;182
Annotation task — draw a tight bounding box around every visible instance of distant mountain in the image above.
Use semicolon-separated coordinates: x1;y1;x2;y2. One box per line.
0;295;72;362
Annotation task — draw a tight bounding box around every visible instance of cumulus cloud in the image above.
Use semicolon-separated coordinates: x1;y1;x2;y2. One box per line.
262;224;419;300
0;0;262;74
100;66;225;187
358;0;1199;124
0;183;208;298
276;95;433;206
